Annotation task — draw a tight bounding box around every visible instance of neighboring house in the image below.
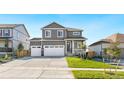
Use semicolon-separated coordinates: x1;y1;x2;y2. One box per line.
89;33;124;58
0;24;30;55
30;22;86;56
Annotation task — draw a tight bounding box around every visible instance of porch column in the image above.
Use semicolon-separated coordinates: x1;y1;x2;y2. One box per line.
65;40;67;55
72;40;74;54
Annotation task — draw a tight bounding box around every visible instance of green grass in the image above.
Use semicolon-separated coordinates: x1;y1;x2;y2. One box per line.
73;70;124;79
66;57;118;69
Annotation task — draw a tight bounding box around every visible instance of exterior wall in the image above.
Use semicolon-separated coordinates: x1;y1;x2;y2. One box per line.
42;41;65;45
89;44;102;56
118;43;124;48
67;31;82;38
120;48;124;58
30;41;41;46
12;26;30;50
42;29;66;40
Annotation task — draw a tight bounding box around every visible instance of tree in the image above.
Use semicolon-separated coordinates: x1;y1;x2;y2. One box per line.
17;43;24;52
79;41;87;59
103;42;121;74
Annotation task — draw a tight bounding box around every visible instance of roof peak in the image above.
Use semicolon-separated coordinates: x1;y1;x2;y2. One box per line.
42;22;65;28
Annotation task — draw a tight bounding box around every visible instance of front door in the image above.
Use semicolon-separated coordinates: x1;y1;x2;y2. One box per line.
67;41;72;53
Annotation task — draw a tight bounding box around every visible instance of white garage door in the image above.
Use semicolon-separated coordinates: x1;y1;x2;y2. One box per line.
44;45;64;56
31;46;41;56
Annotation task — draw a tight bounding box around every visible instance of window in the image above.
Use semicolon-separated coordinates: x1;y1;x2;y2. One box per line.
0;29;2;36
45;30;51;38
57;30;63;37
45;46;49;48
3;29;10;37
73;32;80;36
50;45;54;48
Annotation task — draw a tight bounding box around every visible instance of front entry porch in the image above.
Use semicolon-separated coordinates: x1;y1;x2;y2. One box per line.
65;39;85;56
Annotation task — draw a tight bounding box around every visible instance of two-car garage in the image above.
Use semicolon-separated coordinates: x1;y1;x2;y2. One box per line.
31;45;64;57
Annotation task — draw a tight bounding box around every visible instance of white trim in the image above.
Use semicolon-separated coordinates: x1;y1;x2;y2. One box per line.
42;40;64;41
64;38;85;40
72;40;74;54
57;30;64;38
43;28;65;30
45;30;51;38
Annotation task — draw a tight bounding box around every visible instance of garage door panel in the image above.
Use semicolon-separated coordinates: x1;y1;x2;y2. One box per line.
31;46;41;56
44;45;64;56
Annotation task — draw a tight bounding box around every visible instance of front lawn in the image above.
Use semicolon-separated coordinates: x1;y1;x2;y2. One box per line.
66;57;118;69
73;70;124;79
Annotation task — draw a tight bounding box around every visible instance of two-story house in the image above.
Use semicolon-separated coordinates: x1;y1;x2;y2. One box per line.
0;24;30;55
30;22;86;56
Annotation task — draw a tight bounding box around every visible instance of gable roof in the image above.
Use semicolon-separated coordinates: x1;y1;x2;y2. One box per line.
89;33;124;47
42;22;65;28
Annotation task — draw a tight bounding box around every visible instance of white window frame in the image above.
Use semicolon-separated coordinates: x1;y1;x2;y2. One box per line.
57;30;63;38
45;30;51;38
73;32;80;36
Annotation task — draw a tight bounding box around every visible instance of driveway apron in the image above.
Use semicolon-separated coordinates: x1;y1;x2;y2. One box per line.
0;57;74;79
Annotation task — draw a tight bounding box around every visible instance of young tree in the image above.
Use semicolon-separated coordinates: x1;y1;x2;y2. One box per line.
104;42;121;74
17;43;24;52
79;41;86;59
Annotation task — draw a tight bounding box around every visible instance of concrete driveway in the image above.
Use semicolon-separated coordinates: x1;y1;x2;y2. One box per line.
0;57;74;79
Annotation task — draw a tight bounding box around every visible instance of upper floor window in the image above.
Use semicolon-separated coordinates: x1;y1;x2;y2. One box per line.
4;29;10;37
57;30;63;37
45;30;51;38
73;32;80;36
0;30;2;36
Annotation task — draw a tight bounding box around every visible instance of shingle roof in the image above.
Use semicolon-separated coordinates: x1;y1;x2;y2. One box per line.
89;33;124;46
89;39;112;46
30;38;42;40
66;27;83;31
0;24;21;28
106;33;124;43
42;22;65;28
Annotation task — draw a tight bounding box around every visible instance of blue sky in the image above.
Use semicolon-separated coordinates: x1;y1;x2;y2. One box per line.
0;14;124;45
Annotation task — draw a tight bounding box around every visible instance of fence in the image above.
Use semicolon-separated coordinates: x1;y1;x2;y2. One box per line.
16;50;30;57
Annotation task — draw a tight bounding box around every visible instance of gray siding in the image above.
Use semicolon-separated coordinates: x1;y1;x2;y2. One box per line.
30;41;41;46
67;31;82;38
42;41;65;45
42;29;66;40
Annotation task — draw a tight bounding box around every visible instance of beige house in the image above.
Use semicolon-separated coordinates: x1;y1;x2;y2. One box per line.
0;24;30;55
30;22;87;56
89;33;124;58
